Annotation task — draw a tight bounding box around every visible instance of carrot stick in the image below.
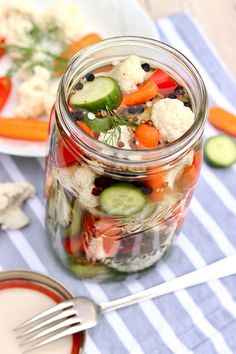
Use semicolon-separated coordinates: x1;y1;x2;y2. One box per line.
193;149;203;171
0;37;5;58
208;106;236;136
182;149;202;189
62;33;102;59
0;118;48;141
77;121;94;137
182;164;198;189
54;33;102;76
122;80;159;106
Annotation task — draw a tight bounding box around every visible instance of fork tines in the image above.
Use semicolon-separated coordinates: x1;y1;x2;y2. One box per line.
14;300;82;353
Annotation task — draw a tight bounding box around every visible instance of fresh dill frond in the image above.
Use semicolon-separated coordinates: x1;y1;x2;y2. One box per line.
101;106;136;145
1;23;67;77
105;105;136;128
1;43;67;77
29;25;45;42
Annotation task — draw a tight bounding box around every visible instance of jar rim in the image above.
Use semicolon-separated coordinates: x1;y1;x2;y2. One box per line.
57;36;207;166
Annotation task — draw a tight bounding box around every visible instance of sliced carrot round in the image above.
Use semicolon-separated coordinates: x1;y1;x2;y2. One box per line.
146;170;164;201
135;123;160;148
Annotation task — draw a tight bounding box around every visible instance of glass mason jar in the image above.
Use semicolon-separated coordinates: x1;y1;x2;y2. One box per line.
45;37;207;281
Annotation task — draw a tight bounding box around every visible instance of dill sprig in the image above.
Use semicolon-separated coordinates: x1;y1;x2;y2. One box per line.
102;106;136;145
29;24;60;42
0;43;67;77
106;106;136;127
0;23;67;78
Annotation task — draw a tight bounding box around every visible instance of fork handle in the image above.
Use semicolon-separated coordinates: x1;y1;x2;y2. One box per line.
100;253;236;313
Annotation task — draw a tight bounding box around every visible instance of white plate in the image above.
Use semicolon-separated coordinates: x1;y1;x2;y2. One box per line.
0;0;159;157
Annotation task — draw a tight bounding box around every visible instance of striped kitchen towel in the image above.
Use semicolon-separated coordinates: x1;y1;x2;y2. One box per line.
0;11;236;354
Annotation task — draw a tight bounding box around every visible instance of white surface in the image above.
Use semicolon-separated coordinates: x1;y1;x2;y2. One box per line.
0;0;159;157
0;287;73;354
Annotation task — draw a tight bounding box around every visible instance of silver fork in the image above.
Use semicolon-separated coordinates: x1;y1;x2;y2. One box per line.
16;253;236;353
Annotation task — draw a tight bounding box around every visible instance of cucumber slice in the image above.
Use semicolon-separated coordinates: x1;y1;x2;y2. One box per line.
56;187;71;227
69;262;113;280
83;116;112;132
47;184;57;221
205;135;236;168
128;107;152;124
69;76;122;113
100;183;146;216
131;202;156;220
70;199;82;237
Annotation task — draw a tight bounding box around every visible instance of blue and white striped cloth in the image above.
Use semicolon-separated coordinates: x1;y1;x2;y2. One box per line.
1;11;236;354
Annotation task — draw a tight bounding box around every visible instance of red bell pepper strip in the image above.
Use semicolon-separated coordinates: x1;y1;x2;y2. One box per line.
83;216;121;260
0;76;12;111
64;237;83;255
56;137;76;167
149;68;177;95
0;37;5;58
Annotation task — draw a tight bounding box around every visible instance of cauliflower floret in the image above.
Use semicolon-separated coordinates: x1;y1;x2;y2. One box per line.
85;234;120;261
159;192;179;210
43;80;59;116
98;126;132;150
151;98;194;143
85;237;107;261
0;0;35;47
42;0;84;43
55;164;79;196
165;151;194;189
17;65;58;118
79;187;98;208
16;66;51;118
74;166;96;189
56;186;71;227
55;164;98;208
112;55;145;93
0;182;35;230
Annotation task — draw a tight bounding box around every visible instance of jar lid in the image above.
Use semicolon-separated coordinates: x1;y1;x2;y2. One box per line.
0;269;85;354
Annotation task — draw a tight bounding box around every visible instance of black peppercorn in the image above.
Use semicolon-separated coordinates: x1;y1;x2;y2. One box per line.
167;93;177;99
184;101;191;108
94;177;111;188
141;185;153;195
72;108;86;121
128;106;137;114
136;105;145;113
174;86;185;95
75;82;83;90
141;63;151;72
128;105;144;114
92;187;102;196
85;73;95;81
